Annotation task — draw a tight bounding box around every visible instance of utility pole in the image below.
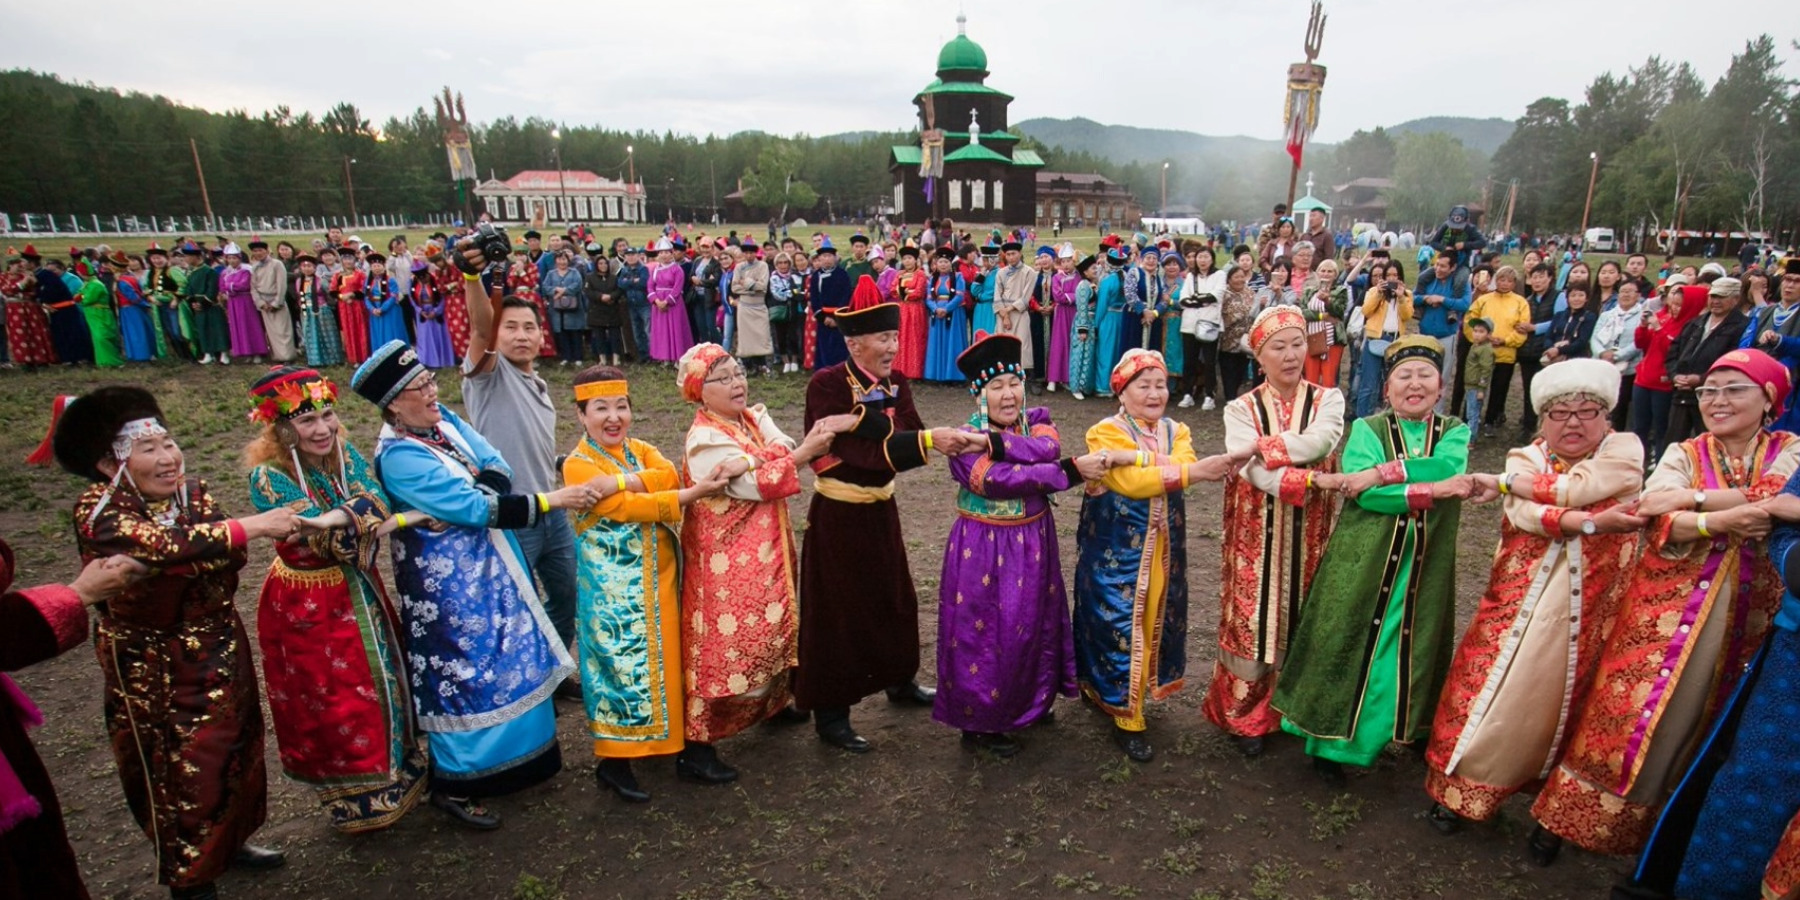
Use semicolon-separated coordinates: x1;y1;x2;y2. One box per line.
1160;162;1169;217
550;129;567;224
343;156;360;228
1577;151;1599;242
190;138;215;230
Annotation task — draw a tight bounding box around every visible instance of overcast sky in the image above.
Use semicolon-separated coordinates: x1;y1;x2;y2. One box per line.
5;0;1792;143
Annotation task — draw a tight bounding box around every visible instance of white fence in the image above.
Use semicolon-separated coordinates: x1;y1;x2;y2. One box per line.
1;212;463;238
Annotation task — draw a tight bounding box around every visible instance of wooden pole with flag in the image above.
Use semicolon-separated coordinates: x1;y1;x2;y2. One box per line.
1283;3;1328;210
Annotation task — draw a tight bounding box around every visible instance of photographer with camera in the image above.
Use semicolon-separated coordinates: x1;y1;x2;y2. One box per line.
1352;259;1414;418
453;225;580;669
1177;246;1226;409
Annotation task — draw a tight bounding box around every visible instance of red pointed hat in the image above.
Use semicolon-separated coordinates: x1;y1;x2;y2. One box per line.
849;274;882;311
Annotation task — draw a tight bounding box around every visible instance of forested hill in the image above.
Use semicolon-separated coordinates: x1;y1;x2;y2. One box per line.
1010;115;1515;163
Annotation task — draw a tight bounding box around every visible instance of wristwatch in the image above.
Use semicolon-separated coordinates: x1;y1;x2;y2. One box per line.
1694;490;1708;510
1580;516;1599;536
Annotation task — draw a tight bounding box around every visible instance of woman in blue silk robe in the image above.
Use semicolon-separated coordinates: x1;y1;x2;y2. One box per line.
1068;254;1102;399
351;340;588;828
1074;349;1240;763
363;256;408;349
110;255;158;362
936;333;1116;757
923;248;969;383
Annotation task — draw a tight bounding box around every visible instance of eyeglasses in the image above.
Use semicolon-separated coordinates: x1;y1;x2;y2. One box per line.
1696;383;1764;403
402;374;439;394
1543;406;1605;422
704;366;748;386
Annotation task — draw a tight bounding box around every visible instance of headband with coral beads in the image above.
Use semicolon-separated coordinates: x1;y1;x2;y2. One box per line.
1109;349;1167;395
1248;305;1307;354
677;343;732;403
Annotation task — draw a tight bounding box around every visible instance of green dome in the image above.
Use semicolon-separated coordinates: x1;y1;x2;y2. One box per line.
936;34;988;75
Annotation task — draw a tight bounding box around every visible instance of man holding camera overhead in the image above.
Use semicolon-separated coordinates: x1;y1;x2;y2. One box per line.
455;227;580;672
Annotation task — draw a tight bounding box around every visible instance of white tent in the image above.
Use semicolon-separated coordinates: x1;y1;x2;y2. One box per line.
1141;216;1207;235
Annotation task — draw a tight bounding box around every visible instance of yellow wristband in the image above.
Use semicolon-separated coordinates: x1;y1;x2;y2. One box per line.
536;493;550;514
1696;513;1711;539
923;430;934;451
743;454;757;472
463;270;480;281
1305;471;1314;490
394;513;408;530
615;473;627;492
1137;451;1149;468
1497;475;1511;496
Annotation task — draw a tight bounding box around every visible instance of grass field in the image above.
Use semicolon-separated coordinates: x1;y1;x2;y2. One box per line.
0;350;1639;900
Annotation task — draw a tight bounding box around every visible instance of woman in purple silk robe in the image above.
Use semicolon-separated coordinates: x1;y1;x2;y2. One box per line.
219;244;270;361
933;331;1121;757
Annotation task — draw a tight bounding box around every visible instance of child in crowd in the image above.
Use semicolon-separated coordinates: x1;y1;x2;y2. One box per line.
1462;317;1494;438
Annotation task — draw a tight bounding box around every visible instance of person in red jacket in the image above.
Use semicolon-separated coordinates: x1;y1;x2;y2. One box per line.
1632;275;1704;463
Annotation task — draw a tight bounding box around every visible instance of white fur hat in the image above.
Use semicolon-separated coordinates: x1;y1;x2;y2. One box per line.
1531;357;1619;415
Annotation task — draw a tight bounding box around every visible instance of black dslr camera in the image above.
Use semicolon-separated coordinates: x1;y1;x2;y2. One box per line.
454;223;512;275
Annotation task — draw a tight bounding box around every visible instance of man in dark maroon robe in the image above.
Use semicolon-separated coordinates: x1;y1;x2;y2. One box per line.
796;302;983;751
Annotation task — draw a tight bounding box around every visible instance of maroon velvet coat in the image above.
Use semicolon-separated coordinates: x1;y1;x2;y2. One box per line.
795;361;931;710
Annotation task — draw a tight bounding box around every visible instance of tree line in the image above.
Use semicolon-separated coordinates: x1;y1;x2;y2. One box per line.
2;33;1794;241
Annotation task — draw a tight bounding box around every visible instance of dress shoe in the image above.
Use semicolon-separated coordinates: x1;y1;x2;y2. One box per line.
171;884;219;900
816;719;871;753
1112;727;1154;762
1312;756;1347;788
231;844;287;871
430;791;503;829
595;759;651;803
1426;803;1462;835
885;682;936;706
768;705;811;725
675;743;740;785
554;679;584;702
1526;825;1563;867
961;731;1020;758
1233;735;1266;758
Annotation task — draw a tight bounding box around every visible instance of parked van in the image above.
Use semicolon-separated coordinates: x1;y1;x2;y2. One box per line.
1584;227;1617;252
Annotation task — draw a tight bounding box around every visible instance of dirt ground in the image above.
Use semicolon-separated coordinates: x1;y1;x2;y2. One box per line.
0;360;1629;900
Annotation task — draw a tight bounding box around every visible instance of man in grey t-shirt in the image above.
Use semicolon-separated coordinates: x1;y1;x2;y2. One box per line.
458;251;578;657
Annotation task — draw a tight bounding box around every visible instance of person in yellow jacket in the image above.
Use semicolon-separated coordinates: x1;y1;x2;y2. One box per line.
1463;266;1533;430
1353;259;1415;416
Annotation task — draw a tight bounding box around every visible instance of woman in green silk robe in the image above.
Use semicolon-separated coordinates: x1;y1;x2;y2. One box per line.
1273;335;1482;782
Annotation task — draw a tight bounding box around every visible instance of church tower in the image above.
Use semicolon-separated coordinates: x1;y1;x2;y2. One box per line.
889;14;1042;225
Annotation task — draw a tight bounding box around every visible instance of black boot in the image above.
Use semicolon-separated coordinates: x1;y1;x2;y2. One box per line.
231;844;287;871
884;681;936;706
1527;824;1563;867
767;705;811;725
1312;756;1347;788
170;884;219;900
429;792;503;829
1426;802;1462;835
816;717;871;753
595;758;651;803
675;742;739;785
961;731;1021;758
1112;726;1153;762
1233;735;1266;757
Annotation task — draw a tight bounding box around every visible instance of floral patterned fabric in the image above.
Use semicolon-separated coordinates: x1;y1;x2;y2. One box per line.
375;407;572;794
74;478;266;889
247;444;427;832
680;407;802;743
565;436;686;757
